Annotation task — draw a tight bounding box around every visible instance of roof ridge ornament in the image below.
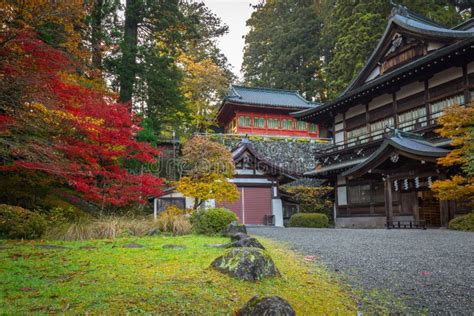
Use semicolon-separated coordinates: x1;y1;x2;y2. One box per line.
390;1;408;18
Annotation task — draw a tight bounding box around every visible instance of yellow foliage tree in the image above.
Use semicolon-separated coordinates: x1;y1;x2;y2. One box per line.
178;53;229;133
431;102;474;202
176;136;239;209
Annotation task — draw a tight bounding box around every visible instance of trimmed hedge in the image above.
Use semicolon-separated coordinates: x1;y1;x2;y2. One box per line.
448;212;474;232
288;213;329;228
0;204;47;239
191;208;238;235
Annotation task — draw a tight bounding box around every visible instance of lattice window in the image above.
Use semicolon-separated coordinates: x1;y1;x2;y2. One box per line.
238;116;251;127
346;126;368;146
296;121;307;131
254;117;265;128
398;107;427;131
267;118;279;129
430;94;464;120
309;123;317;133
282;119;294;130
370;117;394;140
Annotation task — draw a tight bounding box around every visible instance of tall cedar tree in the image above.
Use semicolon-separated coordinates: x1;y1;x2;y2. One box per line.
243;0;467;100
242;0;325;101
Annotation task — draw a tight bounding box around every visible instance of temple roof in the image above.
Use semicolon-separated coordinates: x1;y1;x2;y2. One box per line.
293;5;474;121
223;85;319;109
342;129;449;179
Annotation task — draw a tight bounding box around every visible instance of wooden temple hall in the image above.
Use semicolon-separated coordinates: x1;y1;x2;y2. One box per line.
293;5;474;228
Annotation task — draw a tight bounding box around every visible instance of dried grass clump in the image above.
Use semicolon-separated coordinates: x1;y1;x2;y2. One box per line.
156;206;193;235
49;216;159;241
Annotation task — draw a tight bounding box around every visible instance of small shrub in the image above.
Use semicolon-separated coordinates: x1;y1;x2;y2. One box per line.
448;212;474;232
191;208;238;235
157;206;192;235
0;204;47;239
288;213;329;228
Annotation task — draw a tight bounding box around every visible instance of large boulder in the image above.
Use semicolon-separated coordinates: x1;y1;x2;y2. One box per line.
230;232;249;242
237;295;296;316
226;237;265;250
211;247;279;281
222;221;247;236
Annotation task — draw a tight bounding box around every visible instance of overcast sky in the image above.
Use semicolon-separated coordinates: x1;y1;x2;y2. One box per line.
202;0;259;80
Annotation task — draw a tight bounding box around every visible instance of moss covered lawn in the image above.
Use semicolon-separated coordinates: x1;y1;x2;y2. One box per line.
0;235;357;314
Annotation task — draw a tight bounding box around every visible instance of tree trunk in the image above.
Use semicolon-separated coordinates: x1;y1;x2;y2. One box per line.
119;0;141;109
90;0;104;71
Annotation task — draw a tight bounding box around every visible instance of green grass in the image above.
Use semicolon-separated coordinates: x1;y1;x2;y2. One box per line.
0;235;357;315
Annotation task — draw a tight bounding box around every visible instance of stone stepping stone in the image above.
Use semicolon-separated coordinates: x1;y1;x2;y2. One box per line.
35;245;68;249
162;244;186;250
204;244;226;248
122;243;144;249
79;246;98;250
238;295;295;316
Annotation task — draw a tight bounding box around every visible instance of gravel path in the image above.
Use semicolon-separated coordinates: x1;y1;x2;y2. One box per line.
248;227;474;314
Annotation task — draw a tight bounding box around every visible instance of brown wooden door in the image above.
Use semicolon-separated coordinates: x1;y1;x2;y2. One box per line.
419;190;440;227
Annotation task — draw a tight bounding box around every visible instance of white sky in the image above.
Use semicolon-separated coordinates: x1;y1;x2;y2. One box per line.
202;0;259;80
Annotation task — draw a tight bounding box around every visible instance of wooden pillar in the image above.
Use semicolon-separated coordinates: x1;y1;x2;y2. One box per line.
384;175;393;228
392;93;398;128
439;173;449;227
153;198;158;223
440;200;449;227
424;79;431;125
463;64;470;103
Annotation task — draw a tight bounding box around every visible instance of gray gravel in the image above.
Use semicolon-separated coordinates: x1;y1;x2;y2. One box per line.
248;227;474;315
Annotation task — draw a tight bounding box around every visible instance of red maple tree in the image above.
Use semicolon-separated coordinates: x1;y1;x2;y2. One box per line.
0;30;162;209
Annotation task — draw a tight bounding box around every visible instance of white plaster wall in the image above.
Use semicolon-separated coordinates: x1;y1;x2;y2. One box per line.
468;61;474;74
368;93;392;110
337;175;346;185
429;67;462;88
335;122;344;131
335;113;343;123
345;104;366;119
335;131;344;144
396;81;424;100
272;199;284;227
366;66;380;82
427;42;443;52
337;186;347;206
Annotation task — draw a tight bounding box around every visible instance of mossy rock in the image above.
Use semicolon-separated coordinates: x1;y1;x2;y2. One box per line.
222;221;247;237
237;295;296;316
211;247;279;281
225;237;265;250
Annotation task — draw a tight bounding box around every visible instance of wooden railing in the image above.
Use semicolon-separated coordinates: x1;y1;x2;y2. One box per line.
316;107;447;157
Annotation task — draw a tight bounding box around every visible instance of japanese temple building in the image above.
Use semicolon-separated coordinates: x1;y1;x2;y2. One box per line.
293;5;474;227
217;85;323;138
213;85;327;226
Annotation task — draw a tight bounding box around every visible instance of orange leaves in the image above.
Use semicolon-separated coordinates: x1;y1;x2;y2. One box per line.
432;102;474;202
431;176;474;202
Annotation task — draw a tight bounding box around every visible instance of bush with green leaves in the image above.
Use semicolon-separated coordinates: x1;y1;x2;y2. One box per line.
0;204;47;239
448;212;474;232
288;213;329;228
191;208;238;235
